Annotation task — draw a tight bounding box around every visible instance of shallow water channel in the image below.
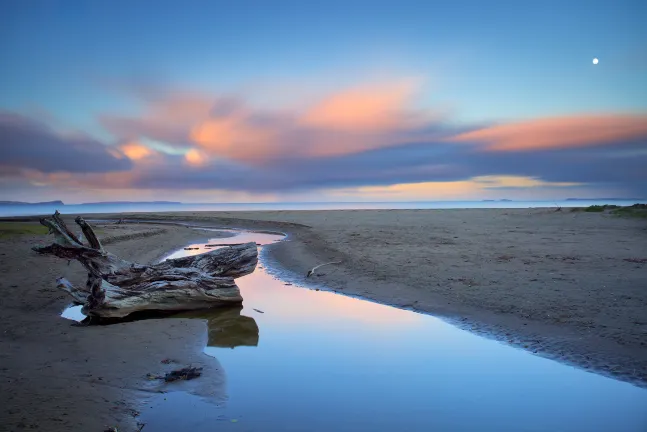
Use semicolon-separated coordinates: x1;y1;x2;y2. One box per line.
64;228;647;431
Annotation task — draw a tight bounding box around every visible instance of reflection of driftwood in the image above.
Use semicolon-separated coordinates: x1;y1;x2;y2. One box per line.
181;306;259;348
306;261;342;277
33;211;258;318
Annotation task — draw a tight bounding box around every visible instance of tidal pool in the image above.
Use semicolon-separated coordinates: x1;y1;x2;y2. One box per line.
64;229;647;431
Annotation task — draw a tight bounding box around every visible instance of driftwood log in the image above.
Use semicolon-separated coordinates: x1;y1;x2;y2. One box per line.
32;211;258;318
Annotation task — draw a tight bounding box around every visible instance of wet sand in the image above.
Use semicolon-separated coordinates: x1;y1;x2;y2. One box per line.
1;209;646;430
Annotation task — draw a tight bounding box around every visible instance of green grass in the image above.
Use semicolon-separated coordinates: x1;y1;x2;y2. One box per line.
583;204;621;212
0;222;48;238
611;204;647;219
569;204;645;219
584;205;605;212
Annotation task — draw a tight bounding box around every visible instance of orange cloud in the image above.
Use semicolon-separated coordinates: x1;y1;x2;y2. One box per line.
190;114;278;162
185;80;439;162
184;148;208;166
120;142;156;160
102;80;439;164
452;114;647;151
301;80;420;132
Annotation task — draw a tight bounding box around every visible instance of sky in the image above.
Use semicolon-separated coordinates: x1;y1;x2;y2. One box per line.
1;0;646;203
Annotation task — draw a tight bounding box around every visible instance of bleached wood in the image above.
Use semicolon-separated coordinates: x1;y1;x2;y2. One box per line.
33;212;257;318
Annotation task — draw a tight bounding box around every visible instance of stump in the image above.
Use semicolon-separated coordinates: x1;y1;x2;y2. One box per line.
32;211;257;318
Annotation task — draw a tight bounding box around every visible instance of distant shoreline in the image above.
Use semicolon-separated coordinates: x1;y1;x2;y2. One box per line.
2;198;647;218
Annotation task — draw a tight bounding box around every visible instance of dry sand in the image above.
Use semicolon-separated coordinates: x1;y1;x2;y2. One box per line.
1;208;646;430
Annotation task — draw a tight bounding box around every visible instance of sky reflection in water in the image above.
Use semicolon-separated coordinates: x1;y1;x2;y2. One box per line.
137;231;647;431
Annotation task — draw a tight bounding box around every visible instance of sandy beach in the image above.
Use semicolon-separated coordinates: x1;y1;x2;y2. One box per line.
1;208;646;430
0;222;228;431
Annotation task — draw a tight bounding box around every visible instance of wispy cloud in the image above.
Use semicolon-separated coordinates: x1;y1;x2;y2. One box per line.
3;79;647;200
100;80;445;163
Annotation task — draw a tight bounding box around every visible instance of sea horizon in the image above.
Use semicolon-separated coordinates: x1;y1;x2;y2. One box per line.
1;198;645;218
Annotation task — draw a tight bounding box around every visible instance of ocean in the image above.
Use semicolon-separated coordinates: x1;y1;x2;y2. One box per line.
1;199;645;217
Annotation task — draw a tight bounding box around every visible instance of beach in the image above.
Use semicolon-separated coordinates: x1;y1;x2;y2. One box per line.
1;208;646;430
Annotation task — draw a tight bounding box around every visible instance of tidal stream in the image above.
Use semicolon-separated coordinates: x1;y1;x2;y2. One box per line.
63;228;647;431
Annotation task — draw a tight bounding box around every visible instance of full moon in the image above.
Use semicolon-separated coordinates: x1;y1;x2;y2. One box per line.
593;57;599;65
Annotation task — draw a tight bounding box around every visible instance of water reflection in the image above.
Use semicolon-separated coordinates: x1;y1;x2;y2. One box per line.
62;303;260;349
139;230;647;432
178;306;259;348
61;228;647;431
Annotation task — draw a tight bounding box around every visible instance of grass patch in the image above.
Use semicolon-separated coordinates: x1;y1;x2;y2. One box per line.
584;205;605;212
583;204;621;212
0;222;48;238
611;204;647;219
570;204;645;218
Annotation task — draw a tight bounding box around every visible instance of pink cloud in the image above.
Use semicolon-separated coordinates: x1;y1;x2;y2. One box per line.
190;112;281;163
301;80;420;132
119;141;157;160
184;148;209;166
451;114;647;151
100;80;441;164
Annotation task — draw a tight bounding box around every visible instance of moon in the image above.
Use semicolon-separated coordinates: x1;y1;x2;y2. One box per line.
592;57;599;65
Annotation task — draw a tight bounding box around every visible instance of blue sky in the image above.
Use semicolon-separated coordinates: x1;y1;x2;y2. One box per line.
1;0;646;202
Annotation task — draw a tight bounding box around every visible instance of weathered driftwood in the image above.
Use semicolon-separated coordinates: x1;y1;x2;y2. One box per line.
33;211;258;318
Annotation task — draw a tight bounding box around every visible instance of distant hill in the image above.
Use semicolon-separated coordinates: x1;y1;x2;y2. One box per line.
0;200;65;206
78;201;182;205
566;198;644;201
